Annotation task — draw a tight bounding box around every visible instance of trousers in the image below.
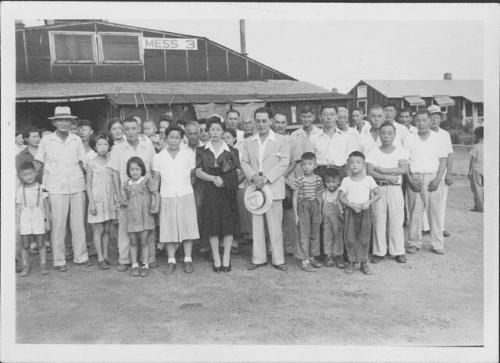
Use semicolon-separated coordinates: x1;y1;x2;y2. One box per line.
470;168;484;211
252;200;285;265
372;185;405;257
50;192;88;267
407;172;446;250
295;199;321;260
322;202;344;257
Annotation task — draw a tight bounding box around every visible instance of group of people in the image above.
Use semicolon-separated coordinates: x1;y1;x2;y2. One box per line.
15;101;484;277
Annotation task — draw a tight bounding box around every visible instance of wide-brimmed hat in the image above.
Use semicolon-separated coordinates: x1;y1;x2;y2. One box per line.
48;106;78;120
427;105;442;115
244;184;273;215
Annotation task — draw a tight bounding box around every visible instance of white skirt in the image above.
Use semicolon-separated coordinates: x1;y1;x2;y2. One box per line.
159;194;199;243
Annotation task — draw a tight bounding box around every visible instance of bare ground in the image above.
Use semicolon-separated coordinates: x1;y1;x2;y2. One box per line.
16;150;483;345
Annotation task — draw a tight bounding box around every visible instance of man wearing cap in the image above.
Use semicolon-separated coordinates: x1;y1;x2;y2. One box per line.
428;105;454;238
242;107;290;271
108;117;156;271
35;106;92;271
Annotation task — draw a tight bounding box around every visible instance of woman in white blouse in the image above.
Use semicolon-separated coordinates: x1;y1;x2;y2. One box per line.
152;125;199;275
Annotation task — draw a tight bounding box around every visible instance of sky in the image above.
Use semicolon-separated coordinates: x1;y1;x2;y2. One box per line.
21;17;483;93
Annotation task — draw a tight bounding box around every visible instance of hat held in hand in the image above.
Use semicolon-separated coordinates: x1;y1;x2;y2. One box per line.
244;184;273;215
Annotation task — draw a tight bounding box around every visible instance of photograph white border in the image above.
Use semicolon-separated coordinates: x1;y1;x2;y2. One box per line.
1;2;498;362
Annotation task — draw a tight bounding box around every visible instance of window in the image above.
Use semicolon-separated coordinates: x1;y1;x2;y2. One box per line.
465;101;473;117
357;100;367;115
49;31;143;64
357;85;367;99
476;103;483;117
440;106;448;113
290;105;297;124
49;31;96;63
98;33;142;63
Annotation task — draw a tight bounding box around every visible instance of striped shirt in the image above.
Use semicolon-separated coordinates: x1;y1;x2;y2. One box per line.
293;174;325;201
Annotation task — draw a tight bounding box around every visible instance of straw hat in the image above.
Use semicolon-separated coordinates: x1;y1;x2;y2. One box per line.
48;106;77;119
244;184;273;215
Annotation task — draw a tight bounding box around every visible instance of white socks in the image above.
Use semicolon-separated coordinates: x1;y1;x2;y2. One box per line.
184;257;192;263
168;258;176;264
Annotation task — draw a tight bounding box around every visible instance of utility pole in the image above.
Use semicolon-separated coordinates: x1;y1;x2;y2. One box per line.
240;19;248;57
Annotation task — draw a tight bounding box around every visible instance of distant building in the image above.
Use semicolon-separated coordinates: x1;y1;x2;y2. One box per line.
16;20;350;132
348;75;483;128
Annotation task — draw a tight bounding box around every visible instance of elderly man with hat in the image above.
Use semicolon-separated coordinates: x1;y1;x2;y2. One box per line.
35;106;92;271
241;107;290;271
426;104;454;238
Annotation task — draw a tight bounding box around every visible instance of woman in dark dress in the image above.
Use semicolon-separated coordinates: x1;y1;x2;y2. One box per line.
195;117;240;272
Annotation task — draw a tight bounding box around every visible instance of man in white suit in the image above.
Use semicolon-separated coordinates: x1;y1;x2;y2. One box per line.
242;107;291;271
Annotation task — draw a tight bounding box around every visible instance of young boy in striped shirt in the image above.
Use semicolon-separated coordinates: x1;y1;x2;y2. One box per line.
292;152;325;272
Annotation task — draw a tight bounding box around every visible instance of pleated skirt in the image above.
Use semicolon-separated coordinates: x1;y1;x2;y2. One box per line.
159;193;200;243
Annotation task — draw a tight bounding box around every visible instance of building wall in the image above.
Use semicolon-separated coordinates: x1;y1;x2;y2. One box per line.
16;22;293;83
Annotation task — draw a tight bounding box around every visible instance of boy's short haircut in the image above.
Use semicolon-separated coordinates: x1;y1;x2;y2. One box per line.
79;119;93;128
383;101;398;110
299;105;315;115
301;151;316;161
380;122;396;131
126;156;146;178
474;126;484;139
22;126;41;139
320;104;338;114
123;117;139;125
18;161;35;172
323;168;341;182
400;107;412;115
226;109;240;117
368;104;383;113
352;106;364;114
254;106;273;119
414;109;430;118
348;150;365;161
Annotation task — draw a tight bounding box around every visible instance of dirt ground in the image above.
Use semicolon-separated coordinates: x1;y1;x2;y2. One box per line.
15;149;483;345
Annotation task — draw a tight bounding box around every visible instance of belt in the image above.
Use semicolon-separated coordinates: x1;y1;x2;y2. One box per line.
376;180;400;186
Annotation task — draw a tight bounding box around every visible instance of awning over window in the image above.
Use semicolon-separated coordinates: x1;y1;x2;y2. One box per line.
404;96;426;106
433;95;455;107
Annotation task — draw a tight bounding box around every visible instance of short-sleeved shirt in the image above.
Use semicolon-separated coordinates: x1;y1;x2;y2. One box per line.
339;175;377;204
356;120;372;135
366;145;408;184
290;126;321;162
107;139;155;188
35;132;86;194
434;128;453;156
470;143;483;172
152;147;195;198
358;125;405;156
16;183;48;207
312;128;358;167
292;174;325;201
406;131;448;173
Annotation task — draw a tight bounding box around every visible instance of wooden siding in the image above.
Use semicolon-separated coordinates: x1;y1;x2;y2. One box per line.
17;22;294;83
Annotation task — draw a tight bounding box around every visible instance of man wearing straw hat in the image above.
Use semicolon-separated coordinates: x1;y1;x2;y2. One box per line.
241;107;290;271
35;106;92;271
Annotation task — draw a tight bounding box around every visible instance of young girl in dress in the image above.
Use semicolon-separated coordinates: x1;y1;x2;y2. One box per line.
124;156;158;277
339;151;380;275
16;161;51;276
86;135;116;270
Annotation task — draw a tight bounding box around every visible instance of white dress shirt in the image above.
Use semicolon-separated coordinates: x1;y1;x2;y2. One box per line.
312;127;357;167
253;129;277;173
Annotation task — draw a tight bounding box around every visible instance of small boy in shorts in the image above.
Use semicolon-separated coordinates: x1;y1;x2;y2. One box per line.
339;151;380;275
322;168;346;269
292;152;325;272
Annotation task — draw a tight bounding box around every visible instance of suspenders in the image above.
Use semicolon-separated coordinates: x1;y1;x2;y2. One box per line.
23;184;41;209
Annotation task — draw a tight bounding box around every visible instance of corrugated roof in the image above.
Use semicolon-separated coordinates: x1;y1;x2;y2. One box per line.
359;80;483;103
17;80;350;104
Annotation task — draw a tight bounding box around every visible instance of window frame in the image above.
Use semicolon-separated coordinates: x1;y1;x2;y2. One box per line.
97;32;143;64
49;31;98;64
357;99;367;115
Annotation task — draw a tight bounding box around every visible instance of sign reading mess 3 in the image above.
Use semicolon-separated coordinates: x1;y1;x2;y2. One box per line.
143;38;198;50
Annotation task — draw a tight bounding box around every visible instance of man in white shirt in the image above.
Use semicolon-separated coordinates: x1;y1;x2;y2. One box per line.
405;110;448;254
108;117;156;271
428;105;454;238
241;107;290;271
312;104;357;178
351;107;371;134
337;107;360;150
226;109;245;145
399;108;418;135
384;102;410;146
